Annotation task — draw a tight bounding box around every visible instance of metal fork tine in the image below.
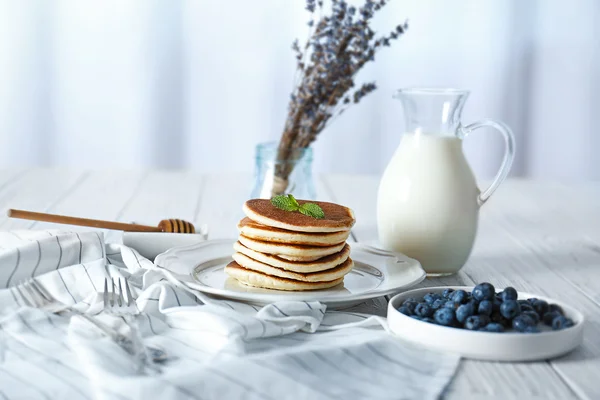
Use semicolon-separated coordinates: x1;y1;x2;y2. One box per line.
103;278;109;309
124;279;133;307
14;282;33;307
117;279;124;307
111;278;117;307
110;278;114;307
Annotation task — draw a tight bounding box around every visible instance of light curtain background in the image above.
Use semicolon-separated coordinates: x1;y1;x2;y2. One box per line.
0;0;599;179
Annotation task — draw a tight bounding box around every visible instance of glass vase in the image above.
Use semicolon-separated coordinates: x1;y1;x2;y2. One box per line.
251;142;316;200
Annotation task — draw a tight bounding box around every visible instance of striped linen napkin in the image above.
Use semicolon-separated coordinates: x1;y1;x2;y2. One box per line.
0;230;459;400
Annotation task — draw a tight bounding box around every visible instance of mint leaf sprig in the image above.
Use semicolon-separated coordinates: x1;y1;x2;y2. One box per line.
270;194;325;219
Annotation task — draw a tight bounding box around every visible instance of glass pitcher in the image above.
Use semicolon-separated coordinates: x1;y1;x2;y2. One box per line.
377;88;515;275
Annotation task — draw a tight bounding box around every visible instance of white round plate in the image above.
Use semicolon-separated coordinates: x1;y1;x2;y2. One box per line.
388;286;584;361
154;239;426;307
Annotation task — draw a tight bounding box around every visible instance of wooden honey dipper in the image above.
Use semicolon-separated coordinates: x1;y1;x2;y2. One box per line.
6;209;196;233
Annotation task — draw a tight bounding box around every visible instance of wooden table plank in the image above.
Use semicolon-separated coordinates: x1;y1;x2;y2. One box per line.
0;169;88;230
323;175;584;400
457;223;599;400
470;182;600;400
0;169;29;196
16;170;149;243
0;170;596;399
114;170;205;226
195;174;252;239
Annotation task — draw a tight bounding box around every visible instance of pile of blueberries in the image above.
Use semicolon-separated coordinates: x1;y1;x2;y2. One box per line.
397;282;575;333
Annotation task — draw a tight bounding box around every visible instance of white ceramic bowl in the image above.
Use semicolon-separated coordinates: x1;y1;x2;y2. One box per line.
387;286;584;361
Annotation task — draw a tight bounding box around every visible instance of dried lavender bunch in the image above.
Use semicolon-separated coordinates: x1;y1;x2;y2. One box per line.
272;0;407;195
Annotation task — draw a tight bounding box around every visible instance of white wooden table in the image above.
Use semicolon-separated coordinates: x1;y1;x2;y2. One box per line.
1;169;598;399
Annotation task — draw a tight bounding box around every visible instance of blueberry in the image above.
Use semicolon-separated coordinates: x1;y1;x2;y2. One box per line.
500;300;521;320
483;322;505;333
549;304;563;315
422;317;435;324
491;311;511;327
451;290;469;304
424;293;443;305
398;306;413;316
442;288;455;299
543;311;561;326
493;298;502;312
522;311;540;324
456;302;475;324
501;287;518;302
527;297;538;304
433;308;456;326
478;300;493;316
410;315;423;320
523;326;540;333
520;304;535;313
465;315;489;330
415;302;433;318
512;314;536;332
518;300;530;308
403;298;417;305
403;301;417;314
431;299;445;310
444;300;460;310
552;316;574;330
531;299;549;316
472;283;495;302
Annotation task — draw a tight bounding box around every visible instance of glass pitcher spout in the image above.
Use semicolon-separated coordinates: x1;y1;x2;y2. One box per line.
393;88;469;137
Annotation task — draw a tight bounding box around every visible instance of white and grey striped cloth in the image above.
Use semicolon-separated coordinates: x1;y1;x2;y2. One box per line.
0;230;459;400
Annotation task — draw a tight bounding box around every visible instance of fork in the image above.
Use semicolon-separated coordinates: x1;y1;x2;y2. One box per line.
103;278;167;369
14;278;163;373
103;277;137;315
14;278;124;341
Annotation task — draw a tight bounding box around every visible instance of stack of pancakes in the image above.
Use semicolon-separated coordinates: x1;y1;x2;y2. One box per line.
225;199;356;291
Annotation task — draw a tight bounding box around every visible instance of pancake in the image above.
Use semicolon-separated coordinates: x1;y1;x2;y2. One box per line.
237;217;350;246
232;252;353;282
277;254;329;262
233;241;351;273
243;199;355;233
238;235;345;259
225;261;344;291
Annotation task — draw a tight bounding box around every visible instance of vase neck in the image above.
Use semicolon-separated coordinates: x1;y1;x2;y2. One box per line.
253;141;316;199
394;88;469;137
257;142;312;165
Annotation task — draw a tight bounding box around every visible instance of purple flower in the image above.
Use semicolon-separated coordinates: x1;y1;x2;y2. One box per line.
280;0;406;160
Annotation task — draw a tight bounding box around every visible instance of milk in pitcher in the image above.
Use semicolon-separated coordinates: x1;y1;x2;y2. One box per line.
377;88;515;275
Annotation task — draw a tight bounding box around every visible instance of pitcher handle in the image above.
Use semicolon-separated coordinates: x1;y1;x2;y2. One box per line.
461;119;515;206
